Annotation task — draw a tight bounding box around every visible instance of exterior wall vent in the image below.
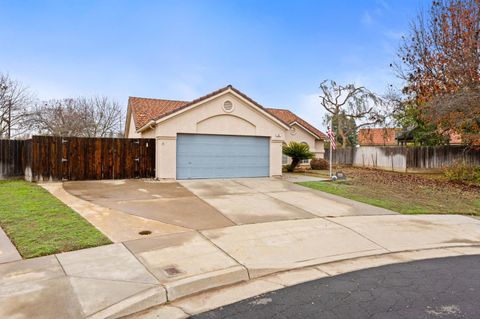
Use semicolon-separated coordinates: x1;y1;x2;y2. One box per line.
223;100;234;113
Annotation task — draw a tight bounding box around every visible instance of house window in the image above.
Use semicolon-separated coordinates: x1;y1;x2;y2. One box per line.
282;143;288;164
301;142;310;164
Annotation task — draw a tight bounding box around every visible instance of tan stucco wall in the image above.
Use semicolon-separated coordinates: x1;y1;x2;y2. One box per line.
314;140;325;159
127;114;141;138
145;91;288;179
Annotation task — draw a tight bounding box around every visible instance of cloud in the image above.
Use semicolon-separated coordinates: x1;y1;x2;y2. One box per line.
361;11;374;26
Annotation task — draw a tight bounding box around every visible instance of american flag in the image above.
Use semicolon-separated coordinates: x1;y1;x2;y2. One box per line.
327;126;336;150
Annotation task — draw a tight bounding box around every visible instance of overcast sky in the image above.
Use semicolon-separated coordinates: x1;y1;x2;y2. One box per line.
0;0;428;130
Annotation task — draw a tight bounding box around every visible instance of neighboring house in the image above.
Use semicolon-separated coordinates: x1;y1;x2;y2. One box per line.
125;85;325;180
396;127;464;145
358;128;400;146
360;127;467;146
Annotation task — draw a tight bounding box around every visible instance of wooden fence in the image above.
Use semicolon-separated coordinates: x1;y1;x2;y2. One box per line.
0;139;32;179
1;136;156;181
325;145;480;172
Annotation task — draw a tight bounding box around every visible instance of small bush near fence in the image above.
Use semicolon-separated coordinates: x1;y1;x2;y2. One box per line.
310;158;329;170
443;160;480;183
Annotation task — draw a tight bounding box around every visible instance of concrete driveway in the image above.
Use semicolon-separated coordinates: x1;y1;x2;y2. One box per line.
63;180;234;230
63;178;395;231
179;178;395;225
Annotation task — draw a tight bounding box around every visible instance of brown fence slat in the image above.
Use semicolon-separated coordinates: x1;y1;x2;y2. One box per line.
2;136;155;181
5;138;163;181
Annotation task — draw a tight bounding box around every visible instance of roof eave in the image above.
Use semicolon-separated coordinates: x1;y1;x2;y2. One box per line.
290;121;325;140
152;87;291;130
137;120;156;133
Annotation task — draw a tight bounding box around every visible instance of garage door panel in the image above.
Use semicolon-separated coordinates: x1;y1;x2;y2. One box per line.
176;134;269;179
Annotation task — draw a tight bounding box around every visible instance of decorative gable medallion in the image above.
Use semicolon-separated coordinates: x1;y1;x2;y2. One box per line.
222;100;234;113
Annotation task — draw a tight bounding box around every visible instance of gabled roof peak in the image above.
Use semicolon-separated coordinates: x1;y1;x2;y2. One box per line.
127;85;325;139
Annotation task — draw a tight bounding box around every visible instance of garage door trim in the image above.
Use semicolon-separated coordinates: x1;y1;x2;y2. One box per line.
176;133;270;180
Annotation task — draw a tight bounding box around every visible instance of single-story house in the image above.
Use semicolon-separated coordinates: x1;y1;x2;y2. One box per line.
125;85;326;180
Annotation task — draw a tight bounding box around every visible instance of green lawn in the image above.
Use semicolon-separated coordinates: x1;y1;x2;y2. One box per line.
0;180;111;258
298;168;480;216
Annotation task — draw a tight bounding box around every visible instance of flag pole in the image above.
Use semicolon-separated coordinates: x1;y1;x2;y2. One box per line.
329;117;333;178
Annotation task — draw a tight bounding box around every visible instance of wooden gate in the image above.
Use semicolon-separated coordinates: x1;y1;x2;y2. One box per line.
30;136;155;181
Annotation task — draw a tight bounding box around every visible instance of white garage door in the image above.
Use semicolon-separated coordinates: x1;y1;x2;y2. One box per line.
176;134;270;179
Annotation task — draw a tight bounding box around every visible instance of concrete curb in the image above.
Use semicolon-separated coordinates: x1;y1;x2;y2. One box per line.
122;245;480;319
88;286;166;319
165;265;249;301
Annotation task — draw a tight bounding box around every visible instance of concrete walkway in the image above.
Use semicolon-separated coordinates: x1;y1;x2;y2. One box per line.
1;214;480;319
281;172;329;182
0;226;21;264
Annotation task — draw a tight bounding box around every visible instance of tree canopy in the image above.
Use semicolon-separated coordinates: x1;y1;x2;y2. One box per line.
396;0;480;145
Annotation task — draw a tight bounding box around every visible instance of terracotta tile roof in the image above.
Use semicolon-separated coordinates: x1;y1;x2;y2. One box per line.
128;85;323;137
129;96;188;130
266;108;326;140
358;128;400;146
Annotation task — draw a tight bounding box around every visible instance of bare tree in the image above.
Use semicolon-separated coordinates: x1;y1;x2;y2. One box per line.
0;73;32;138
30;96;123;137
319;80;385;147
89;96;123;137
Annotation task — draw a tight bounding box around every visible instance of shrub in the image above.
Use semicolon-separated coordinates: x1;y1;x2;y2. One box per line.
443;160;480;183
282;142;315;172
310;158;329;170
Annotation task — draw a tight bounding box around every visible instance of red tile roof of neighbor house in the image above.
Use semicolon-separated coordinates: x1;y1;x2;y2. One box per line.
128;85;326;139
358;128;400;146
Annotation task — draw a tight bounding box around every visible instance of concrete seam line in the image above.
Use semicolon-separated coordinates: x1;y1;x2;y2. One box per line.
54;254;69;276
183;184;239;227
120;242;169;298
173;303;194;317
233;179;320;219
54;255;89;318
325;217;391;252
197;231;252;280
172;304;191;316
262;277;287;288
259;190;318;219
66;274;159;286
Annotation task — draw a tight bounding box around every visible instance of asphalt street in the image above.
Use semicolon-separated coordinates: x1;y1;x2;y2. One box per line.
193;255;480;319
